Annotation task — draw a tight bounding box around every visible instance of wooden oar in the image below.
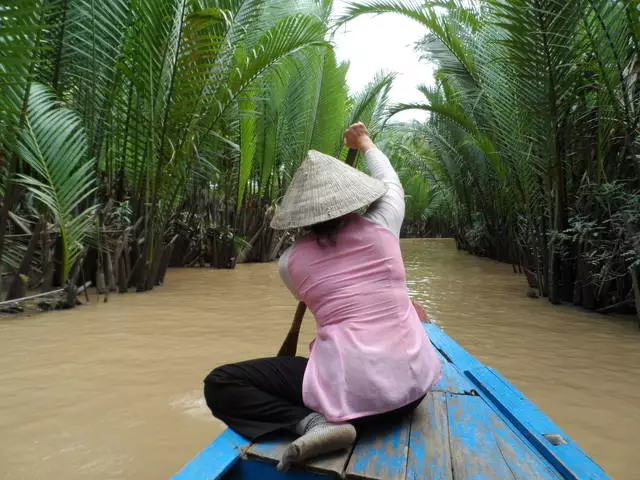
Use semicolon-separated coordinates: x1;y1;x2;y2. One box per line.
277;148;359;357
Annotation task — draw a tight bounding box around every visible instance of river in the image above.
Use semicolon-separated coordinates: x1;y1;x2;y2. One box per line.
0;239;638;479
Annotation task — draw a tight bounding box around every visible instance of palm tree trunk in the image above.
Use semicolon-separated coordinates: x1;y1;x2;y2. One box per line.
41;217;54;292
7;219;43;299
65;248;87;307
0;50;35;273
630;266;640;329
549;156;568;304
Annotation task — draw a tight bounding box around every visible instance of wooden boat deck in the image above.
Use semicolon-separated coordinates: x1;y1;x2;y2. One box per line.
243;354;557;479
173;324;610;480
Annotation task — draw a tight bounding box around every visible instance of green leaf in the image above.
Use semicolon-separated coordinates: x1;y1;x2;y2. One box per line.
309;49;349;156
15;83;97;283
238;90;257;208
0;1;42;146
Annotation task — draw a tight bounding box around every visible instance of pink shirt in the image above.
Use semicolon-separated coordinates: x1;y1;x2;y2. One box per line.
280;149;442;421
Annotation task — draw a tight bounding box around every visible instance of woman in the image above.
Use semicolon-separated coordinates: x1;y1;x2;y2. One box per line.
204;122;442;471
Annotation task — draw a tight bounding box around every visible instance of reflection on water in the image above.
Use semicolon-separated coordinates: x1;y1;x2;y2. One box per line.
0;239;638;479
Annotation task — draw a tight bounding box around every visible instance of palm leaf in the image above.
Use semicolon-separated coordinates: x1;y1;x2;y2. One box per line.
347;70;395;134
205;13;328;125
309;49;349;157
238;90;258;207
581;0;639;131
0;1;43;147
15;83;96;283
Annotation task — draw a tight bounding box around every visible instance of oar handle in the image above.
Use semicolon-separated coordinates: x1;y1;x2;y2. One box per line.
277;148;359;357
344;148;359;167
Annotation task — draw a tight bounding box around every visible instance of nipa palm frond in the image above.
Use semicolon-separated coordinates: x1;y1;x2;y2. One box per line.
206;13;328;125
309;49;349;157
15;83;97;284
347;70;395;135
0;1;43;146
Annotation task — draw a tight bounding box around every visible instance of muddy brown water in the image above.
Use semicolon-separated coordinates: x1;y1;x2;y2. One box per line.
0;239;638;479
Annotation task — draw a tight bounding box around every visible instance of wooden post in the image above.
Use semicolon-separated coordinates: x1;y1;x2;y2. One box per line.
106;251;117;291
118;255;128;293
96;252;106;294
145;233;164;290
7;219;43;299
156;234;178;285
123;232;132;283
0;186;21;285
135;238;148;292
41;218;54;292
630;266;640;328
65;248;87;307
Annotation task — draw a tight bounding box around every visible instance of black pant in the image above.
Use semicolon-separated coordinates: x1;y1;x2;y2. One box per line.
204;357;422;440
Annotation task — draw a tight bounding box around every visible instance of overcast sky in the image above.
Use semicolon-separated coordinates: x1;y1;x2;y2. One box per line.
331;1;434;122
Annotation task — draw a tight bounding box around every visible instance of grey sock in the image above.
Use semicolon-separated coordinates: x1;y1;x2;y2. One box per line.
278;414;356;472
295;412;326;435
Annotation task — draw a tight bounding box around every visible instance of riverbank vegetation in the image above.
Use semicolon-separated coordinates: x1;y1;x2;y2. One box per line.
0;0;392;308
346;0;640;322
2;0;639;324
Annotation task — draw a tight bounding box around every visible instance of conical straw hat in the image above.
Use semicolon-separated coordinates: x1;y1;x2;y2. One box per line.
270;150;387;230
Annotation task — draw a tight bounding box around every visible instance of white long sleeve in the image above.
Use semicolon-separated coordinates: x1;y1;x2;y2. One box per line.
362;148;405;237
278;246;298;299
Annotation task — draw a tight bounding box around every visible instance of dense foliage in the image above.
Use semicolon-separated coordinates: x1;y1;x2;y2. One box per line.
2;0;638;323
347;0;640;319
0;0;392;304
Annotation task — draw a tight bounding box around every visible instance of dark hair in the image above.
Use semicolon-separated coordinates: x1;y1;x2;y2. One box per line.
309;215;348;247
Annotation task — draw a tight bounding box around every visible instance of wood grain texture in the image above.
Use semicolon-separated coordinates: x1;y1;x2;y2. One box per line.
448;393;517;479
466;366;610;480
488;414;561;480
305;446;354;478
245;433;294;464
346;413;412;480
406;392;453;480
447;393;563;480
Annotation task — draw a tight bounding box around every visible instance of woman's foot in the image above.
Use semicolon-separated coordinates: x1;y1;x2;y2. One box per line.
277;414;356;471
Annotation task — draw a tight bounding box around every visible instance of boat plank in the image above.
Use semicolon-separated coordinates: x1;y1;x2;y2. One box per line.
466;366;609;480
447;393;561;479
304;447;354;477
244;433;293;465
346;411;412;480
448;393;515;479
245;432;353;477
490;417;561;480
406;392;453;480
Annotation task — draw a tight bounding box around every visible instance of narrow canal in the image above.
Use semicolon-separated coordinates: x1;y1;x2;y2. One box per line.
0;239;638;479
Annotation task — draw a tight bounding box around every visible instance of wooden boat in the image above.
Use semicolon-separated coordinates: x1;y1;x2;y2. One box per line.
173;323;610;479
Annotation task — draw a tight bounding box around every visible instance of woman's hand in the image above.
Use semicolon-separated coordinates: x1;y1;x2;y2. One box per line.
344;122;376;152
